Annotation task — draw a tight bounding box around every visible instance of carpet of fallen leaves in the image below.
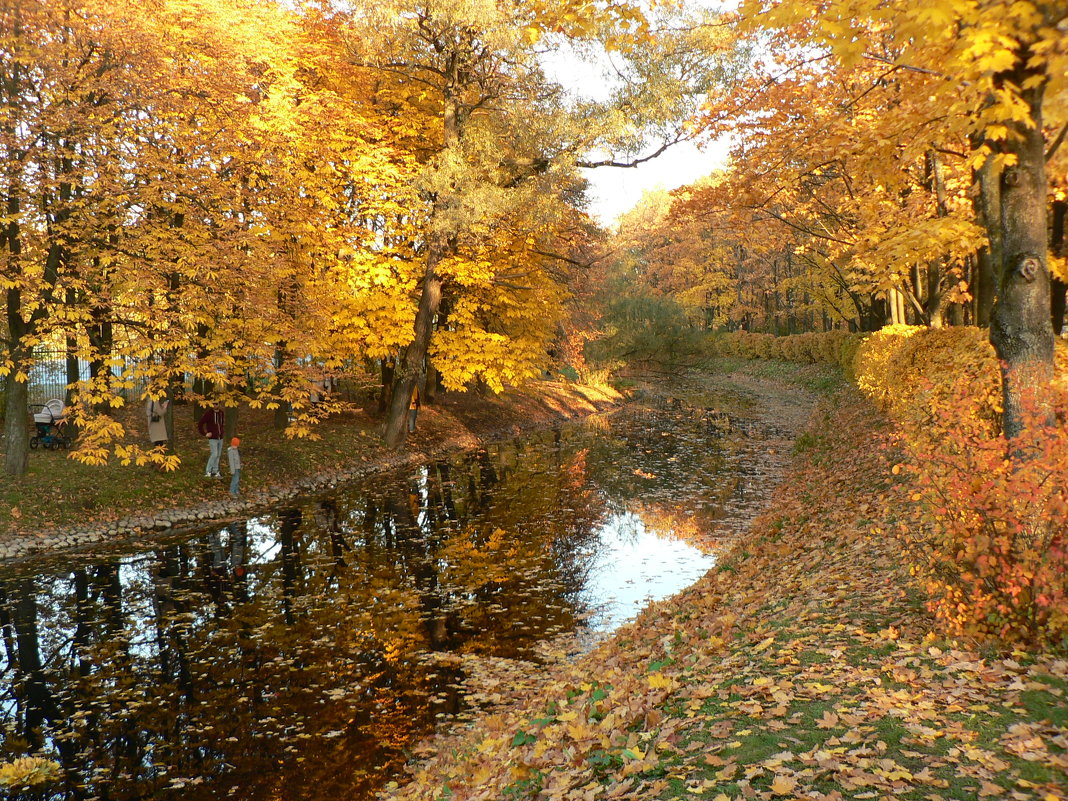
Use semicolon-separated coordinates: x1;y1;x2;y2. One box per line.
382;385;1068;801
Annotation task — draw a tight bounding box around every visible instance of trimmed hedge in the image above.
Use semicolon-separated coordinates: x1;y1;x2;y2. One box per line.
708;330;861;367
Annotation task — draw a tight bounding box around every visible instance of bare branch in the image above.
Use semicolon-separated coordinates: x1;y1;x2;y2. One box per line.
577;134;688;169
1046;122;1068;162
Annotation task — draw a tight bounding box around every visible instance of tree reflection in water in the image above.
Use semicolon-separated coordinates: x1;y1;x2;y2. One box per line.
0;400;758;800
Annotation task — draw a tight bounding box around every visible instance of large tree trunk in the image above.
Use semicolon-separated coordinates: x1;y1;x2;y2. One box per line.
383;250;444;447
383;69;460;449
3;190;30;476
989;79;1054;439
3;365;29;477
972;149;1002;327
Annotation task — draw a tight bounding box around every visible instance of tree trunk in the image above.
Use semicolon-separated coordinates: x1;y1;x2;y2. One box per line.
972;151;1002;327
925;151;949;328
273;343;290;431
424;298;449;405
989;79;1054;439
65;289;79;407
3;368;29;477
383;57;461;449
425;361;441;405
88;305;114;415
225;406;239;442
378;358;394;415
384;250;443;447
3;193;31;476
191;322;211;424
889;287;905;325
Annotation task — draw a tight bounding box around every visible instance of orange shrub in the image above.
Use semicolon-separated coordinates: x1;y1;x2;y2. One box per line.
897;389;1068;647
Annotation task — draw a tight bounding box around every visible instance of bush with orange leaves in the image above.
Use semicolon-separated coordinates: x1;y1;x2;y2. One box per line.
894;387;1068;648
716;324;1066;647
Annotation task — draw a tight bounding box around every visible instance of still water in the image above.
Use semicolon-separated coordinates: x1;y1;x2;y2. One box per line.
0;397;784;800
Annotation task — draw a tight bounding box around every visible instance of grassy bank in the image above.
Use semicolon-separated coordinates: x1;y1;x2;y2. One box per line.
384;382;1067;801
0;380;620;537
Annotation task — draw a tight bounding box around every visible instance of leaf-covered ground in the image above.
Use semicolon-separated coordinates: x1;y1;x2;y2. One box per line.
383;383;1068;801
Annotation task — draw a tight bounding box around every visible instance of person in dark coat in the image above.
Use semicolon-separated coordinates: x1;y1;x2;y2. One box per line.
197;403;225;478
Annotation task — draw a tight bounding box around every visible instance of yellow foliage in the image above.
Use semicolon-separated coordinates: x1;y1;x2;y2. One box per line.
852;326;1001;436
0;756;61;789
708;330;860;366
851;325;924;411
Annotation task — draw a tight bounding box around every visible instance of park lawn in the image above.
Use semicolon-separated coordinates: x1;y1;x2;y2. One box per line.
384;384;1068;801
0;379;620;536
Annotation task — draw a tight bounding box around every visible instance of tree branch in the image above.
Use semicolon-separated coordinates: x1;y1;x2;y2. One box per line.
1046;122;1068;162
577;134;688;169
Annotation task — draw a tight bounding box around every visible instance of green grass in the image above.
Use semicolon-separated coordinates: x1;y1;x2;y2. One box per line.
0;405;378;531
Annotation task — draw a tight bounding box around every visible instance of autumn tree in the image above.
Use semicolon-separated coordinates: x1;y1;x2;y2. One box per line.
729;0;1068;436
335;0;736;447
1;0;421;475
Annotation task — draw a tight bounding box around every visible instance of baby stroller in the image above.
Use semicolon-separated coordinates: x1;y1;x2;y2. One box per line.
30;399;71;450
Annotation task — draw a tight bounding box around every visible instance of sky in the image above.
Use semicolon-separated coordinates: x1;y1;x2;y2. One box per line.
539;1;735;228
581;137;731;227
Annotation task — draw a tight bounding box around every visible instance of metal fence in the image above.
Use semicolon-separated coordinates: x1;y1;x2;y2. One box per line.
25;350;148;407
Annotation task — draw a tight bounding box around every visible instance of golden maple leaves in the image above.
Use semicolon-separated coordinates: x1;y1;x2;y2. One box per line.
638;0;1068;335
3;0;646;467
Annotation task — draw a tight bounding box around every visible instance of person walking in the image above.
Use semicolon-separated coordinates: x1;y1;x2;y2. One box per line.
196;402;225;478
146;397;170;449
227;437;242;498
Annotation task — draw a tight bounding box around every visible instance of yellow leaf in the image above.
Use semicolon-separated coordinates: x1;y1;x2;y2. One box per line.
770;774;798;795
648;673;676;690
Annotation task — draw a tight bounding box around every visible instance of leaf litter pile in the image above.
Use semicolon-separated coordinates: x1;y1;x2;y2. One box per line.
384;386;1067;801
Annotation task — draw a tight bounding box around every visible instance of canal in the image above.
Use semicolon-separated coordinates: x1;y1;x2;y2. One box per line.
0;388;799;800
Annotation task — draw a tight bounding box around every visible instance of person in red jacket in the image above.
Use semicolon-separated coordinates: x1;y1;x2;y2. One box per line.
196;402;225;478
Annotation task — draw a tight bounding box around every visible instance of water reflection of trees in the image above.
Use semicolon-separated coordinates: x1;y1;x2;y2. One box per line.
0;431;611;800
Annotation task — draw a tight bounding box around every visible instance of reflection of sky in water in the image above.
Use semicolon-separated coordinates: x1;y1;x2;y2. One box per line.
579;510;717;632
